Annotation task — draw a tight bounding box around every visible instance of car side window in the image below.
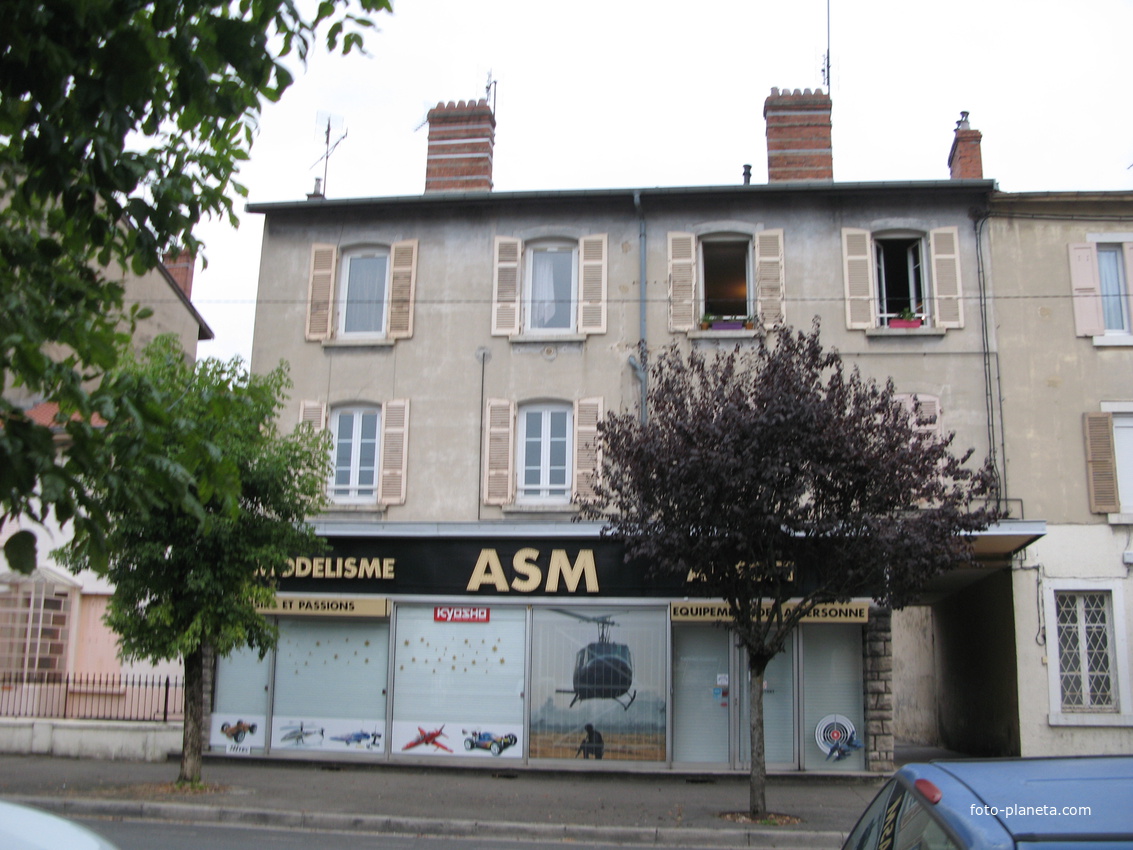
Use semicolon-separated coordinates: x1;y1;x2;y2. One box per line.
893;792;958;850
844;780;899;850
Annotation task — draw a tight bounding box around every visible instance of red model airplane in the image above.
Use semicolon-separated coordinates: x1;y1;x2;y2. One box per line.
401;725;452;752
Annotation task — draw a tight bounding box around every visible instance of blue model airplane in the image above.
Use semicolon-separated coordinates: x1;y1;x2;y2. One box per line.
331;729;381;748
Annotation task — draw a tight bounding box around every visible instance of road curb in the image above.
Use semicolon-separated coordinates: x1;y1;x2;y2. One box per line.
11;795;845;847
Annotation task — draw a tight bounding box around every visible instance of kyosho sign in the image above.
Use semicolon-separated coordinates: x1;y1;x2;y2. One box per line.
277;536;679;597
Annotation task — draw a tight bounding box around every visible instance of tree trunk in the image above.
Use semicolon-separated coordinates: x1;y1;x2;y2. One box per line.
179;645;204;784
748;665;767;817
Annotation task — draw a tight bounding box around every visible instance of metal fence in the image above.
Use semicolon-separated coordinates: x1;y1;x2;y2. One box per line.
0;672;184;722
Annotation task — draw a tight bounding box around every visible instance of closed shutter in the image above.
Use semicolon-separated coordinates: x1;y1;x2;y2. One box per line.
895;394;942;438
1069;243;1104;337
930;227;963;329
1084;412;1120;513
492;237;522;336
379;399;409;505
483;398;515;505
668;232;697;332
388;240;417;339
572;397;603;501
298;400;327;430
578;234;608;334
305;244;337;340
755;229;785;328
842;229;875;329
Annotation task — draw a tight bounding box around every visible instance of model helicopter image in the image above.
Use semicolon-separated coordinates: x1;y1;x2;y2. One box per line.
552;609;637;710
330;729;382;749
401;725;452;753
279;721;324;746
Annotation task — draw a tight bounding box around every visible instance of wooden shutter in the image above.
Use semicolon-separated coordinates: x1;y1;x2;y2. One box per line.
842;228;875;329
1069;243;1104;337
492;237;522;336
572;397;603;501
930;227;963;329
578;234;608;334
668;232;697;332
483;398;515;505
1084;412;1120;513
298;401;327;429
305;244;337;340
755;229;785;328
388;240;417;339
377;399;409;505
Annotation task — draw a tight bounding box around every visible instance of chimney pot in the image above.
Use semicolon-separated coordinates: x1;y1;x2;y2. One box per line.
763;87;833;182
948;111;983;180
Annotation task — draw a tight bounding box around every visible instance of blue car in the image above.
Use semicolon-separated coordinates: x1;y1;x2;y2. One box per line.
843;756;1133;850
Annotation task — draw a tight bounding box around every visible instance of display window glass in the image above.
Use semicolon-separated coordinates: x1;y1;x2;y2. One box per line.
210;646;271;753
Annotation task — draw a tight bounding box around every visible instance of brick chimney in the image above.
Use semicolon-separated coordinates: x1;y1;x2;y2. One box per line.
763;88;833;181
425;99;496;192
162;249;195;299
948;112;983;179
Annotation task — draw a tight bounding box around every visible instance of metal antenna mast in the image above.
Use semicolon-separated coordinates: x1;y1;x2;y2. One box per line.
311;112;347;195
821;0;832;89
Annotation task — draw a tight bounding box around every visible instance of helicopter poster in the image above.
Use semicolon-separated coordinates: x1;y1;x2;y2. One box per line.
529;606;667;761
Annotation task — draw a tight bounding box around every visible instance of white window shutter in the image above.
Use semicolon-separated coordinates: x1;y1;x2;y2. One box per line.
930;227;964;329
298;400;327;430
483;398;515;505
842;228;875;329
1084;412;1120;513
1068;243;1104;337
306;244;337;341
492;237;522;336
1124;243;1133;330
379;399;409;505
572;397;603;501
668;232;697;332
578;234;608;334
388;240;418;339
755;229;785;328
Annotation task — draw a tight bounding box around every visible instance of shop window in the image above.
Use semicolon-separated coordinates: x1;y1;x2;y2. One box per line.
1069;240;1133;341
492;235;607;337
304;240;417;342
841;227;963;330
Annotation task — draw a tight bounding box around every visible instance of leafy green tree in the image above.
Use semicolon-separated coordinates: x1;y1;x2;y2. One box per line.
1;0;389;572
61;336;331;784
578;322;1003;817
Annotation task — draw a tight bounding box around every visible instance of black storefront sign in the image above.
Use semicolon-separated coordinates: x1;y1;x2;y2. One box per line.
278;536;684;597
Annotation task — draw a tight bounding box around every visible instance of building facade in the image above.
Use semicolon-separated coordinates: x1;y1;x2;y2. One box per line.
212;91;1046;772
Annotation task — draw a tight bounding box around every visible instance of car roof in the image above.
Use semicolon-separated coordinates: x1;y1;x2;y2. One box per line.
899;756;1133;844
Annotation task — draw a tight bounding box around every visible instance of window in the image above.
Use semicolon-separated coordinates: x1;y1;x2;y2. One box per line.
667;229;785;331
304;241;417;342
298;400;410;506
482;397;602;507
1069;241;1133;338
492;235;607;336
1055;591;1116;712
894;393;942;438
1083;410;1132;515
841;227;963;330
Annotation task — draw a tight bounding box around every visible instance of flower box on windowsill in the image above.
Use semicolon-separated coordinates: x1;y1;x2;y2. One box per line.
888;318;923;329
710;320;745;330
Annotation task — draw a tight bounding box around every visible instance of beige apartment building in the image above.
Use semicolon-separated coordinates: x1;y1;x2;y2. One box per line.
214;90;1047;772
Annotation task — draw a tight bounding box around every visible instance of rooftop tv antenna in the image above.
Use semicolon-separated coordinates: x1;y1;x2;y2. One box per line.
820;0;832;88
311;112;347;195
485;70;497;113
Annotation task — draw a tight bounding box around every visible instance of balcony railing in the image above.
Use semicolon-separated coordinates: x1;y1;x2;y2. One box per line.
0;672;184;722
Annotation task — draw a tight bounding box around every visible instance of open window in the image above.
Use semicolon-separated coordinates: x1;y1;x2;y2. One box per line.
842;227;962;330
304;241;417;342
667;230;784;331
492;235;607;337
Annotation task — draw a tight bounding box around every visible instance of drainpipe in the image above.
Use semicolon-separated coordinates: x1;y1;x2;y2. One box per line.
630;190;648;424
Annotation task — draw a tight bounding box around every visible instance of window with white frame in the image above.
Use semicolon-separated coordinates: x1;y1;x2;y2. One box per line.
667;229;785;331
841;227;963;330
1054;590;1116;712
299;400;410;506
492;235;607;337
482;397;602;507
1069;240;1133;338
304;241;418;342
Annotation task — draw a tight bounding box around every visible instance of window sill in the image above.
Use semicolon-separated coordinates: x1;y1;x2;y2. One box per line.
689;329;757;340
1106;512;1133;525
322;337;394;348
1092;335;1133;348
510;333;586;344
1048;711;1133;727
865;327;948;338
502;502;579;516
323;502;386;515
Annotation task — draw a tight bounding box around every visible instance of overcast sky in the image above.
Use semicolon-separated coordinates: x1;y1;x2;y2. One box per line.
190;0;1133;363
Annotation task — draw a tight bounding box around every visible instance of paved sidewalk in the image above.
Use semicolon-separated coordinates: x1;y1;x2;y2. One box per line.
0;753;889;847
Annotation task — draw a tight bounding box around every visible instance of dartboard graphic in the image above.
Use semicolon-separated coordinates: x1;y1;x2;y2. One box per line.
814;714;857;755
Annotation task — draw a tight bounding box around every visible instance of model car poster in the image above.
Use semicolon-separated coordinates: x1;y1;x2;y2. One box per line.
391;720;522;758
209;714;266;753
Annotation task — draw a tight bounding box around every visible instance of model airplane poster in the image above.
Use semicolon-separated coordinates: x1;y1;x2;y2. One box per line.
391;720;522;758
270;716;386;754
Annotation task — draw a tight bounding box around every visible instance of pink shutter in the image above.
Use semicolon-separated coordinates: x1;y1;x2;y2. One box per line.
842;229;875;329
305;244;337;340
492;237;521;336
578;234;607;334
1069;244;1104;337
379;400;409;505
572;397;603;501
388;241;417;339
1084;412;1120;513
668;232;696;332
483;399;515;505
